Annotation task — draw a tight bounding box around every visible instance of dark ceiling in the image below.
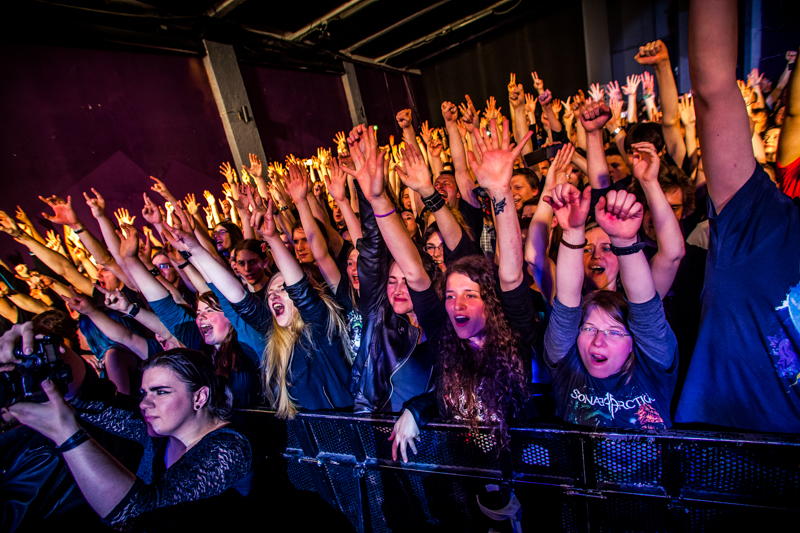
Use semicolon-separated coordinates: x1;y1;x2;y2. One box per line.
4;0;556;73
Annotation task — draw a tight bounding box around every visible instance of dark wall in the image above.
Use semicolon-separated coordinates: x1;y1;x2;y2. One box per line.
0;42;231;266
419;1;588;129
354;65;426;146
240;64;353;159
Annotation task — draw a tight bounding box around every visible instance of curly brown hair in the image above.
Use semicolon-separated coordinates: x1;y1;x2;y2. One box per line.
436;256;529;449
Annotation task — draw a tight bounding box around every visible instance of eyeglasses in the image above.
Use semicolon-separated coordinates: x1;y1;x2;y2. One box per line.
156;263;173;270
212;229;228;237
425;244;444;253
579;326;630;340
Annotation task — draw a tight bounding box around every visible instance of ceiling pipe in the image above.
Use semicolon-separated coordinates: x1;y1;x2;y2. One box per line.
341;0;453;54
288;0;380;42
374;0;515;64
207;0;250;18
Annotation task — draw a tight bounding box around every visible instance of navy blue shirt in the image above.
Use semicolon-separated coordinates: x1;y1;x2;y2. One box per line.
675;164;800;432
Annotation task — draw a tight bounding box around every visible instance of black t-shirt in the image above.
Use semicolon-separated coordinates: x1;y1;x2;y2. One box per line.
458;198;485;244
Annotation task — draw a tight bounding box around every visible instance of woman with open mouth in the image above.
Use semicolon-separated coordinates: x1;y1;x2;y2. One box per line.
117;222;261;408
343;120;540;463
542;184;678;429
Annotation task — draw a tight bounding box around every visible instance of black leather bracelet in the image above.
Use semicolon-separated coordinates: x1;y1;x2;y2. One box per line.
560;237;588;250
610;241;647;256
179;250;192;260
148;267;160;277
72;226;86;234
55;428;90;453
177;260;191;270
421;190;446;212
127;303;141;318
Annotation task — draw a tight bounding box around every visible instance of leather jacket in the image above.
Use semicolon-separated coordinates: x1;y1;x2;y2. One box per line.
349;184;433;413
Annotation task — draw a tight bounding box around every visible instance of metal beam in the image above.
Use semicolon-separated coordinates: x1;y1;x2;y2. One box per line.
342;61;367;127
374;0;515;64
207;0;250;18
288;0;379;42
341;0;453;54
202;40;267;172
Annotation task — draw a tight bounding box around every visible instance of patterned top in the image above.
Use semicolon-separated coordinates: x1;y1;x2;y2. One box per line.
71;396;252;530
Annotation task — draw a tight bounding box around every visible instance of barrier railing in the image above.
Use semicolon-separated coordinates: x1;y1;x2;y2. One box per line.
237;409;800;532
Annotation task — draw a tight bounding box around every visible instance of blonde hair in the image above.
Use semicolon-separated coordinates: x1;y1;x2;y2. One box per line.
262;271;354;419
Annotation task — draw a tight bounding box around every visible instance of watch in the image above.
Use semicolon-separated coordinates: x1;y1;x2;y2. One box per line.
610;241;646;256
127;303;141;318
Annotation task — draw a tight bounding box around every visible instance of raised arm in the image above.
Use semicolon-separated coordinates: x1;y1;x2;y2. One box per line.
116;224;170;303
636;40;686;168
594;190;654;303
545;184;593;307
396;109;417;150
443;101;480;207
324;158;363;243
342;125;431;292
688;0;755;212
581;102;612;189
470;119;532;290
622;75;640;124
631;143;685;299
0;211;94;296
525;143;575;303
778;47;800;167
284;161;342;291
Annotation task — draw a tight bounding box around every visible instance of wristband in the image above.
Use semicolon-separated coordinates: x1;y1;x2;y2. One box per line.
611;127;622;137
375;208;395;219
127;303;141;318
178;250;192;260
148;267;160;277
643;93;654;100
279;206;290;213
610;241;646;256
177;260;191;270
72;226;86;234
55;427;90;453
421;190;446;212
560;237;588;250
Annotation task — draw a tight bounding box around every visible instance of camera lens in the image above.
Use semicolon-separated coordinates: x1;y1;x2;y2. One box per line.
0;370;24;408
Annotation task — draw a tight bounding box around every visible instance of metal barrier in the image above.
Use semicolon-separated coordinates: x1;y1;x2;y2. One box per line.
237;409;800;532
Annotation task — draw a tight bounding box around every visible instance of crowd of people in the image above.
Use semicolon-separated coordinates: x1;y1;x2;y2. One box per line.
0;0;798;528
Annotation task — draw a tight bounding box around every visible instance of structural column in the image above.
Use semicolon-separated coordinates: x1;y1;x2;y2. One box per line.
581;0;613;86
342;61;368;127
203;40;266;172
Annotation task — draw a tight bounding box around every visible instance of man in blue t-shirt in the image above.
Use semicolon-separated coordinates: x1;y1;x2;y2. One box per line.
674;0;800;433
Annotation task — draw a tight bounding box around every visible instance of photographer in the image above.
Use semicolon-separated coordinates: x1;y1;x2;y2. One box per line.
0;322;254;530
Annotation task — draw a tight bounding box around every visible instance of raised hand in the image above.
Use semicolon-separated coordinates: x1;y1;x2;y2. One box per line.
595;190;643;240
606;80;622;102
395;146;433;194
219;162;237;185
340;124;385;202
630;142;660;184
250;198;278;240
39;195;78;226
158;203;199;252
149;176;175;201
524;93;538;115
538;89;553;106
182;193;198;216
547;142;576;188
45;230;62;251
64;286;96;315
14;206;32;226
323;157;347;203
429;137;443;158
588;83;605;103
580;101;612;132
484;96;501;120
96;285;132;314
468;118;532;194
678;94;695;126
396;108;412;129
634;39;669;66
141;194;163;226
465;94;479;119
508;73;524;109
420;120;433;145
246;153;263;179
544;183;593;232
551;98;563;115
531;71;544;94
116;223;141;258
609;98;623;124
440;101;457;124
641;71;655;97
571;90;587;113
458;101;476;133
114;207;136;227
203;190;216;207
83;188;106;219
563;96;574;119
334;131;348;154
622;74;641;96
284;161;310;202
737;80;756;105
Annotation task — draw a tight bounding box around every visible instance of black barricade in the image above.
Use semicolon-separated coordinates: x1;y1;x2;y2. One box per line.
237;409;800;532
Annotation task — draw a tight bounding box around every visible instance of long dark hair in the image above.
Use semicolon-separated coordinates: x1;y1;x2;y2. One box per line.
144;348;233;420
196;292;244;379
436;256;528;449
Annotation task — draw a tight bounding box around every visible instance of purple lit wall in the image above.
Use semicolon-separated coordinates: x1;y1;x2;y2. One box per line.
240;64;353;160
0;42;231;266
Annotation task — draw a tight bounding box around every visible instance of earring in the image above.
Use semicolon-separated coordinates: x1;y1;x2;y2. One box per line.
194;403;201;411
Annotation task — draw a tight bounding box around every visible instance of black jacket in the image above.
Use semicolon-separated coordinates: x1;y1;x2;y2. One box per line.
349;185;433;413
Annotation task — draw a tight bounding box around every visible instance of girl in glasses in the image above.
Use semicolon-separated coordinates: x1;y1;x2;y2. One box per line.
543;185;678;428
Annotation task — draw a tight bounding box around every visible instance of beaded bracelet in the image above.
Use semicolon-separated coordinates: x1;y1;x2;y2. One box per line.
55;428;91;453
560;237;588;249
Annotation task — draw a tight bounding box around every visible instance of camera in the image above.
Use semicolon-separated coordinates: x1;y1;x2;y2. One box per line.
0;335;72;408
